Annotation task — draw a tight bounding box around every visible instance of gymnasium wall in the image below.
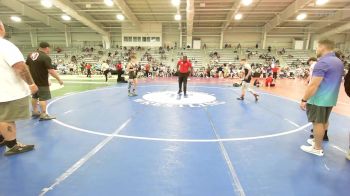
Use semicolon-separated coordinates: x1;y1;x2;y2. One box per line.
6;26;349;51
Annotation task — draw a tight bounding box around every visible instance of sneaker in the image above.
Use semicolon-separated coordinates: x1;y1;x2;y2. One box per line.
300;145;324;157
132;93;138;97
39;113;56;121
4;143;35;156
347;151;350;161
307;139;315;146
178;90;182;95
237;97;244;101
32;111;41;118
184;94;188;98
254;94;259;102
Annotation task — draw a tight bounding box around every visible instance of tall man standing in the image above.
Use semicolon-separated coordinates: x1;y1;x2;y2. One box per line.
177;56;192;97
237;59;259;101
27;42;63;121
300;39;344;156
0;20;38;156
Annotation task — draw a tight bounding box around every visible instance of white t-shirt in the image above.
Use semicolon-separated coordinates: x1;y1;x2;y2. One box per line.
101;63;110;71
310;62;316;78
0;38;30;102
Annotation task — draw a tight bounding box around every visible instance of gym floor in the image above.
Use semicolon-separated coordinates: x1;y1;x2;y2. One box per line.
1;77;349;196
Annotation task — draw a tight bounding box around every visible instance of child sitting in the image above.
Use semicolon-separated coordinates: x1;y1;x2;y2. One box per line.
265;73;275;87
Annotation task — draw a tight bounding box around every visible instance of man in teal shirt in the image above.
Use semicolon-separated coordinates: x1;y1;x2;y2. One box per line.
300;39;344;157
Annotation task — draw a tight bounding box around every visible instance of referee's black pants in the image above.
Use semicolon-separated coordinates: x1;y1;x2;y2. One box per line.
178;72;189;94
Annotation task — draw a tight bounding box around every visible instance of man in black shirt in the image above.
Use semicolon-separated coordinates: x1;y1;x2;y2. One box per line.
26;42;63;121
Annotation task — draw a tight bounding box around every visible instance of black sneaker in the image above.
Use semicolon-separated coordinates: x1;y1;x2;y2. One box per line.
178;90;182;94
237;97;244;101
254;94;259;102
4;143;35;156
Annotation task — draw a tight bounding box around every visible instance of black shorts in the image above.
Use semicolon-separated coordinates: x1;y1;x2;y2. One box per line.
32;86;51;101
273;72;277;79
129;71;137;80
306;104;333;124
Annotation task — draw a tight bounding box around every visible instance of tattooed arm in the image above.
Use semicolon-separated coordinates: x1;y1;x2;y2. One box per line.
12;62;38;94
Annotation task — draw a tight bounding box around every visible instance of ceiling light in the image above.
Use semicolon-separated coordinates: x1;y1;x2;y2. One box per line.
175;14;181;21
104;0;113;7
10;16;22;22
61;14;71;21
171;0;181;7
116;14;125;21
296;13;307;21
241;0;253;6
316;0;329;5
234;13;243;20
41;0;53;8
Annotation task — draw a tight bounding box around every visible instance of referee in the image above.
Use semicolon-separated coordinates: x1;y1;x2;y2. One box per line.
26;42;63;121
177;56;192;97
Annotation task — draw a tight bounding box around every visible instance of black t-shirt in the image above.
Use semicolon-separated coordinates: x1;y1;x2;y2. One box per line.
26;51;53;86
243;64;252;83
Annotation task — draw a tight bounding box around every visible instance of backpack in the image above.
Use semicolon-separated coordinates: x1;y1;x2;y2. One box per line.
345;70;350;97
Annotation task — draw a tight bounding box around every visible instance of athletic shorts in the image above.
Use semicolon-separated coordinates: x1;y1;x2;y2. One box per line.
306;104;333;124
129;71;137;80
0;96;30;122
32;86;51;101
241;81;251;90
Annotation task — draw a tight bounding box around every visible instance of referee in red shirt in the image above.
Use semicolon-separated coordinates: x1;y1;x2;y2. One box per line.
177;56;192;97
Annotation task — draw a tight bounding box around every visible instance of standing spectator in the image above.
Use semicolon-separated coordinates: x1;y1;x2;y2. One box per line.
272;65;279;80
26;42;64;121
0;20;38;156
145;62;150;77
86;63;92;78
116;61;123;82
306;57;317;84
300;39;344;156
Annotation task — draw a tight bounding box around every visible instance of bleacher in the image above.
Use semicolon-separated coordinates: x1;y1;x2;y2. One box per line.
281;49;310;67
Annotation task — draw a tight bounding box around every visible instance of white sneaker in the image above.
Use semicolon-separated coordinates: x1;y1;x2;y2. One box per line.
300;145;324;156
307;139;315;146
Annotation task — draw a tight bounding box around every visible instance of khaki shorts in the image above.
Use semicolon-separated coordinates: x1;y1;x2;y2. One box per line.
33;86;51;101
241;81;251;90
0;96;30;122
306;104;333;124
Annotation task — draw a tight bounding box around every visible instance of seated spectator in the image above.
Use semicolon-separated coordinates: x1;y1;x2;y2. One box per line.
265;74;275;87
